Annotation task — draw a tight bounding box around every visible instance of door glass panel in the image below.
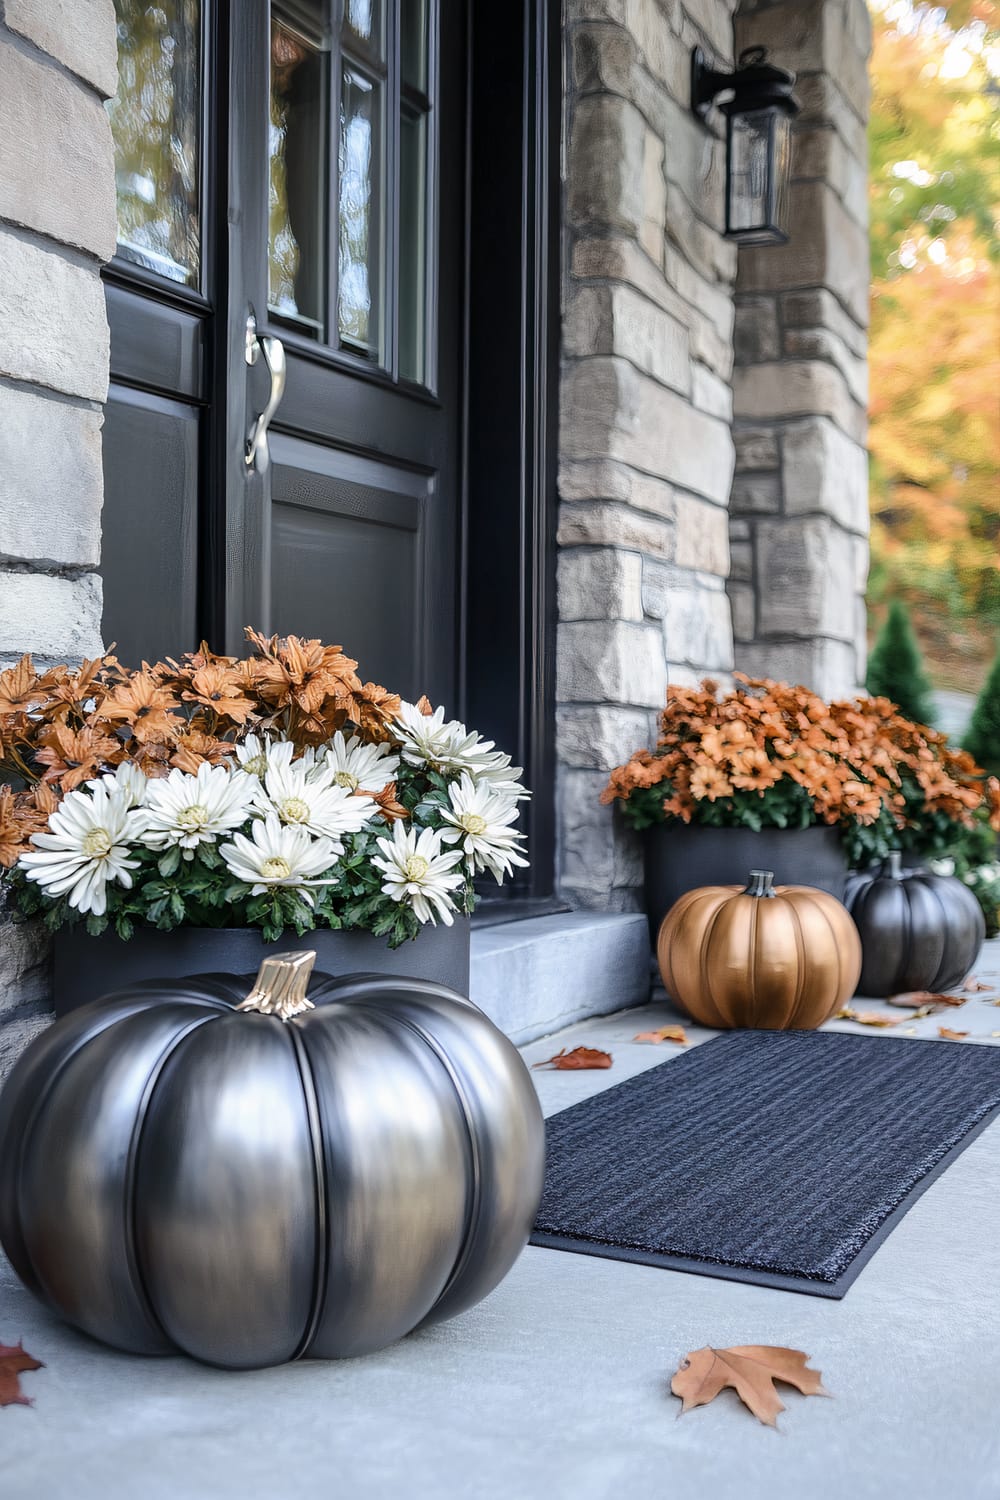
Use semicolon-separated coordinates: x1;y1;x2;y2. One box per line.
269;4;330;336
107;0;202;286
344;0;384;59
399;107;426;382
338;66;383;359
401;0;427;92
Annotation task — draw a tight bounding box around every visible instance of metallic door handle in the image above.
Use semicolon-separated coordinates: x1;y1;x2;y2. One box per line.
244;316;286;471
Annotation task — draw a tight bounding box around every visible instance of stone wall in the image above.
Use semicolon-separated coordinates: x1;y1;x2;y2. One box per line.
0;0;118;1070
558;0;740;912
729;0;871;698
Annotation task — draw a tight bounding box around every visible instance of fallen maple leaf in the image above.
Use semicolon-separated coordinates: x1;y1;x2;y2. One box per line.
938;1027;969;1041
889;990;965;1009
634;1025;689;1045
963;977;994;993
839;1009;905;1027
532;1046;612;1070
0;1340;43;1408
671;1346;829;1428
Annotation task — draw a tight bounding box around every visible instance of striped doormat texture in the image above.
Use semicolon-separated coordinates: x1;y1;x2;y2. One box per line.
530;1029;1000;1297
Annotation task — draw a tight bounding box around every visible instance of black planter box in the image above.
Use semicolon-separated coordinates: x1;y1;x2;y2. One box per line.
643;822;848;940
52;919;471;1016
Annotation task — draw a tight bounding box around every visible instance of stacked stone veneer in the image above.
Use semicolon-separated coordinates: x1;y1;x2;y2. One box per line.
556;0;871;914
558;0;741;911
0;0;118;1072
729;0;871;698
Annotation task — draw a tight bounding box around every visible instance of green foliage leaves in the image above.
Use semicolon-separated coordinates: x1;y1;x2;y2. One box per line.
963;644;1000;775
866;600;937;724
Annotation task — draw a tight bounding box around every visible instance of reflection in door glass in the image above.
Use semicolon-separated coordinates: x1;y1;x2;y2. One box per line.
344;0;384;56
269;5;329;336
339;68;383;358
107;0;202;285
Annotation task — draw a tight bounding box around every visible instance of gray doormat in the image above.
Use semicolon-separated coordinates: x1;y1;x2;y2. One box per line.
530;1029;1000;1297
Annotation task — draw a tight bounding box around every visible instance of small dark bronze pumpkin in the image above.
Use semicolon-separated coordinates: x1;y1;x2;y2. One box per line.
657;869;862;1030
844;852;985;996
0;952;544;1370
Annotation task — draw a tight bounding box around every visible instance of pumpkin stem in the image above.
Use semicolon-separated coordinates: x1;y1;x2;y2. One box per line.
237;950;317;1020
885;850;903;880
744;869;776;898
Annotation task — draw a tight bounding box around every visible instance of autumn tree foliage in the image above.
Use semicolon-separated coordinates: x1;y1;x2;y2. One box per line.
866;598;937;723
868;0;1000;685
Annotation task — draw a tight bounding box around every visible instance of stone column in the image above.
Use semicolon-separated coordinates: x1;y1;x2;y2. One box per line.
0;0;119;1072
729;0;871;697
558;0;739;912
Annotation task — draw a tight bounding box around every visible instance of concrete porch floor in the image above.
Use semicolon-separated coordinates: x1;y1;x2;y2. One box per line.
2;940;1000;1500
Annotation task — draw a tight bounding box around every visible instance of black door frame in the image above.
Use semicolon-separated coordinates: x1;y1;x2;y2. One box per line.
463;0;562;911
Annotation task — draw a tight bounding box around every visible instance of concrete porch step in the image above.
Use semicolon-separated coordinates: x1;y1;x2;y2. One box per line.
469;911;651;1045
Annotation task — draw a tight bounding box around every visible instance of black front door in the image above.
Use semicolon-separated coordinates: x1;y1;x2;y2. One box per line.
103;0;465;706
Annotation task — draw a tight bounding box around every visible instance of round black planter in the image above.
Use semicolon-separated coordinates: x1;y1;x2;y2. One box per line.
52;919;471;1017
643;822;848;940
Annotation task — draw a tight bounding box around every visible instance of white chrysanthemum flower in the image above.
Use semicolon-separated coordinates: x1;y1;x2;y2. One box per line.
321;731;400;794
394;702;527;796
929;856;956;877
440;774;529;883
89;760;149;809
469;752;530;801
220;814;340;903
19;780;145;916
255;756;375;841
232;734;321;784
139;763;256;858
372;821;465;926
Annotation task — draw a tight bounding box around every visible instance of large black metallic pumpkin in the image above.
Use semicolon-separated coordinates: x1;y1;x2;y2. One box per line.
844;853;985;996
0;952;544;1370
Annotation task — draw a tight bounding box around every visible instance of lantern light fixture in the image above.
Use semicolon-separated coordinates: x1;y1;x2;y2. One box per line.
691;45;801;246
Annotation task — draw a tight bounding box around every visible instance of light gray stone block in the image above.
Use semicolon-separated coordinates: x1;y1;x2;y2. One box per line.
556;704;654;771
572;236;734;376
782;287;867;359
754;517;857;642
557;549;645;623
643;561;734;670
734;296;781;364
690;361;732;420
0;230;110;401
0;39;116;259
730;472;782;516
557;620;668;707
564;283;691;395
732;358;867;447
783;324;870;408
736;636;860;697
0;570;103;658
0;385;103;566
469;911;650;1044
4;0;119;97
562;357;735;503
733;425;780;471
557;501;676;560
568;94;649;236
781;417;870;534
671;491;730;575
556;767;645;897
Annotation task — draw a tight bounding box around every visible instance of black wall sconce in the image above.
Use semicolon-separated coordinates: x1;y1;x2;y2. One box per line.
691;46;801;245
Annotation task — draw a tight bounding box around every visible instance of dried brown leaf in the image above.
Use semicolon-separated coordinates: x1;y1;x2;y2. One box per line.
889;990;966;1009
532;1046;612;1071
671;1346;829;1428
938;1027;969;1041
634;1025;689;1046
0;1340;43;1408
963;977;994;993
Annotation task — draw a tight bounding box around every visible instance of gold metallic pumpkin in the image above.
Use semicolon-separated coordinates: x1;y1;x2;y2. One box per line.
656;869;862;1030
